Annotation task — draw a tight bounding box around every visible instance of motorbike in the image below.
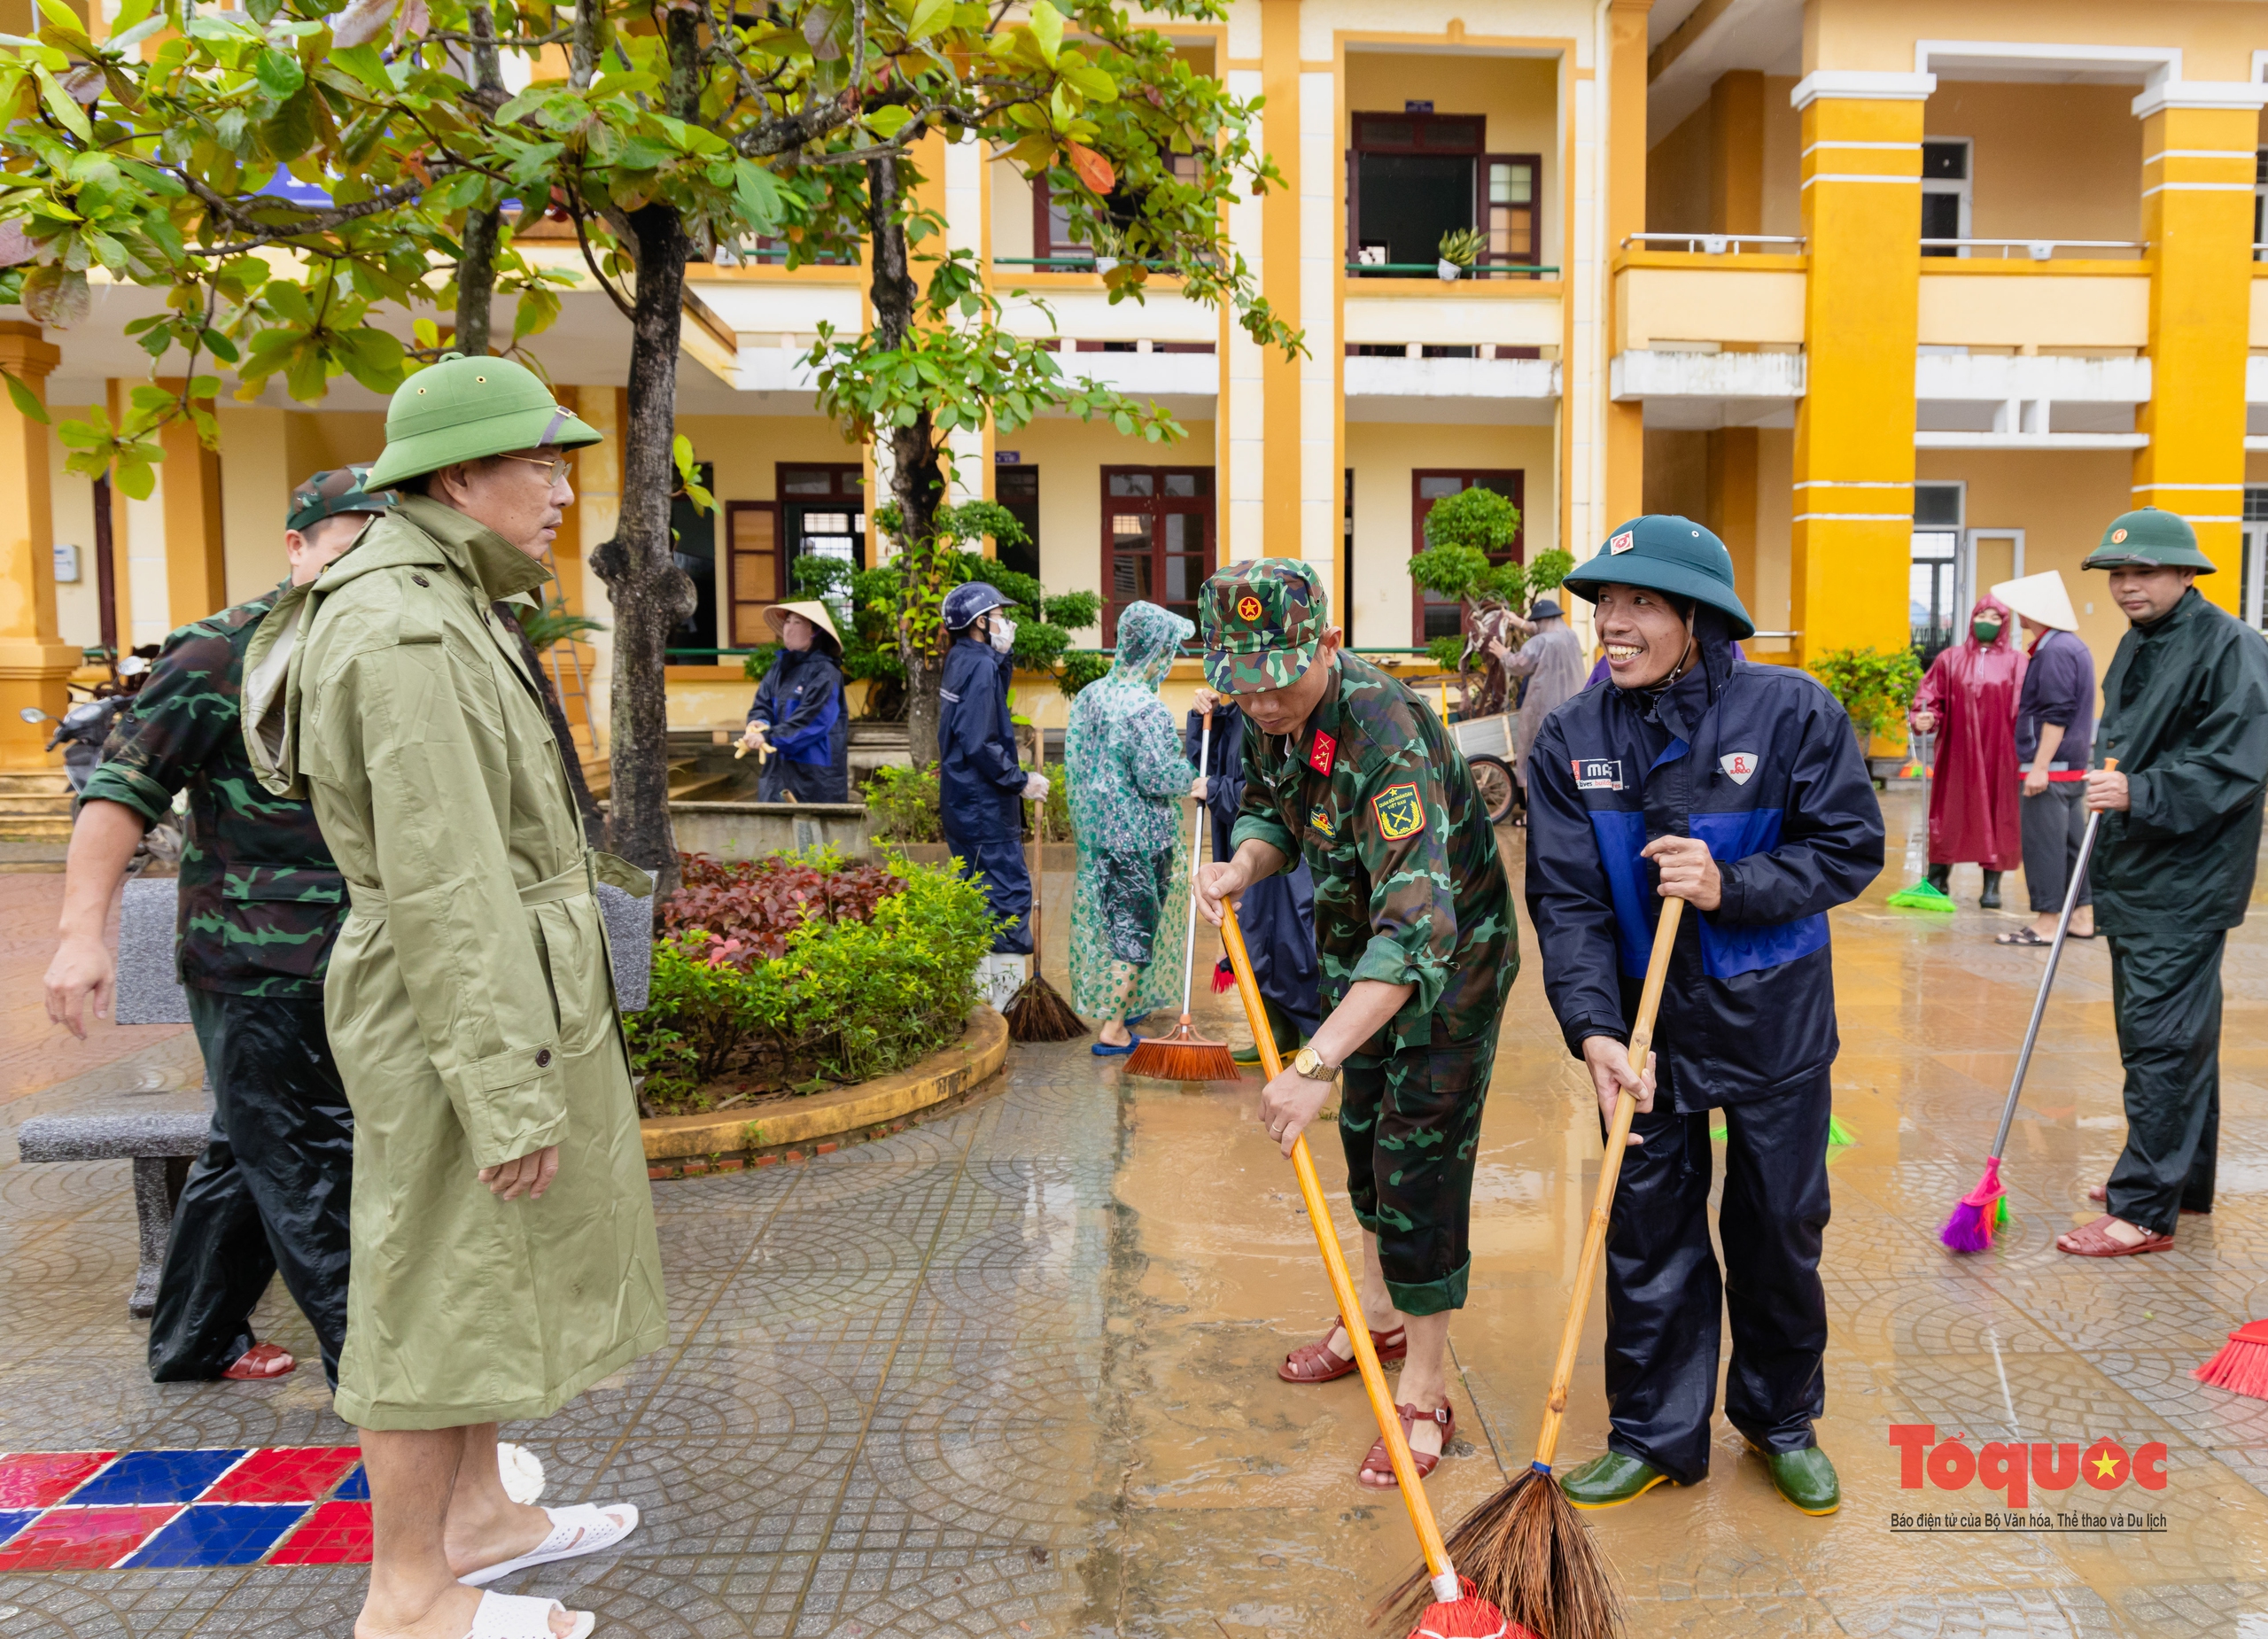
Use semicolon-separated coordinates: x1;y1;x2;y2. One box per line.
18;654;183;866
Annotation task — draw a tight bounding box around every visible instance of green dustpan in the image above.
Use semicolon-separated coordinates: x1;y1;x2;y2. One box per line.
1886;879;1958;912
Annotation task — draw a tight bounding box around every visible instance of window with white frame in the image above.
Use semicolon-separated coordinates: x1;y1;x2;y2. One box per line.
1912;482;1965;660
2242;487;2268;627
2255;150;2266;260
1920;140;1970;257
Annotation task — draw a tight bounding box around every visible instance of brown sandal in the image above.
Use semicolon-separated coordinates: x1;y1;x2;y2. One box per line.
221;1342;296;1381
2056;1214;2174;1258
1359;1402;1455;1489
1278;1317;1407;1383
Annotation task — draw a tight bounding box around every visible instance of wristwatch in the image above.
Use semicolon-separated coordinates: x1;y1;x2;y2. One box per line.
1290;1045;1340;1082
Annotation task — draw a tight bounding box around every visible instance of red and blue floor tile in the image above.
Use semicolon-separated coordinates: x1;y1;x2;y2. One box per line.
0;1448;372;1570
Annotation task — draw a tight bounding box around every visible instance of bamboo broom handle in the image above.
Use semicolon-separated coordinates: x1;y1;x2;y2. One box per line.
1178;713;1211;1016
1531;895;1685;1471
1221;902;1456;1589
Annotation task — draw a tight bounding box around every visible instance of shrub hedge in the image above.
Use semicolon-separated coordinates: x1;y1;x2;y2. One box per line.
625;849;997;1115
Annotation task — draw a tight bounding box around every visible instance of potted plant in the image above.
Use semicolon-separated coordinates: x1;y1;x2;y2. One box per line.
1805;646;1924;781
1406;485;1574;713
1437;227;1484;282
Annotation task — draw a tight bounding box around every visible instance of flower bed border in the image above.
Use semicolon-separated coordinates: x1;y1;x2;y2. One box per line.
639;1006;1008;1178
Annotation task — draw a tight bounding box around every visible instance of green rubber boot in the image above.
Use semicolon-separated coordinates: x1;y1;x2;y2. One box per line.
1755;1443;1840;1515
1557;1450;1671;1510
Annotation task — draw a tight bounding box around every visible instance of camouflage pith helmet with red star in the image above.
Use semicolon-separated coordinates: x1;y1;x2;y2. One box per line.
1199;559;1332;694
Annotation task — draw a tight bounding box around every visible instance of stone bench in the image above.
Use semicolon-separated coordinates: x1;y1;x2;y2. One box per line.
18;871;654;1317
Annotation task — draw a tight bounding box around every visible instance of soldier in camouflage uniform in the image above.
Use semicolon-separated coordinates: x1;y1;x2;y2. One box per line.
1191;559;1516;1491
43;469;392;1387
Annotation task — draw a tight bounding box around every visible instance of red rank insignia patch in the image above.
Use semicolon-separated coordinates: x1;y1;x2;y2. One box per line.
1308;731;1337;775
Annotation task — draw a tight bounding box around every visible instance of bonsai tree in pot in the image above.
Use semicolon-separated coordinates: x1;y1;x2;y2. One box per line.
1406;485;1572;715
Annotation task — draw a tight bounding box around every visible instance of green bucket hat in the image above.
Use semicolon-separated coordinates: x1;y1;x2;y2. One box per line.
1563;514;1756;640
2081;507;2217;573
364;354;602;489
1200;558;1331;693
286;464;395;532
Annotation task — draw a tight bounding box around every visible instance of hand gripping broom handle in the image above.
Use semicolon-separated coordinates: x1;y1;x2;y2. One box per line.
1986;757;2116;1162
1219;901;1460;1601
1532;895;1685;1472
1180;714;1212;1016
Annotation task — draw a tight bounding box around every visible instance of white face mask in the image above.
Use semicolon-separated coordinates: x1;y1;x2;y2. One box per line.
989;614;1016;653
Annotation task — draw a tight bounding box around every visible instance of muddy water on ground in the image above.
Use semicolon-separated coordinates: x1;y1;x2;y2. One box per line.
1083;790;2268;1637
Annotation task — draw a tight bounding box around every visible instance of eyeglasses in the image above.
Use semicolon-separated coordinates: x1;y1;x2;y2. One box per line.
496;452;572;485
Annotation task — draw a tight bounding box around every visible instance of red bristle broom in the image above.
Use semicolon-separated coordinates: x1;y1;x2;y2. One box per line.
2196;1320;2268;1400
1127;711;1240;1083
1217;903;1524;1639
1941;760;2116;1254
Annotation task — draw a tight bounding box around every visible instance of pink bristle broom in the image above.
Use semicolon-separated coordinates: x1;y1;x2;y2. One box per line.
1940;759;2114;1253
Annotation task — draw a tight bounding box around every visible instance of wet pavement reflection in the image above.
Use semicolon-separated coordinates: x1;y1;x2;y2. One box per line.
0;788;2264;1635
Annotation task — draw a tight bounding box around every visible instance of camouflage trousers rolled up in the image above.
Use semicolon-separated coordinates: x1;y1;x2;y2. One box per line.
1338;1013;1503;1317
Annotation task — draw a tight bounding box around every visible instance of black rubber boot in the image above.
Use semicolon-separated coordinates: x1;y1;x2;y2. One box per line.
1980;870;2003;910
1926;864;1951;894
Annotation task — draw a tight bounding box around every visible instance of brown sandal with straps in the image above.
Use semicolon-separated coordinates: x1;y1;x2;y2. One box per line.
1278;1317;1407;1384
1359;1402;1455;1489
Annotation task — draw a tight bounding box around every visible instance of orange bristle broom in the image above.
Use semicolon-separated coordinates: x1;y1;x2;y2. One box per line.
1127;711;1239;1084
1941;759;2115;1254
1217;902;1526;1639
2195;1320;2268;1400
1383;902;1685;1639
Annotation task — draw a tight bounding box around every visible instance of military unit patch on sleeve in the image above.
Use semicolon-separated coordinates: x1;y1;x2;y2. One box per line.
1309;803;1334;838
1371;781;1426;841
1309;730;1337;775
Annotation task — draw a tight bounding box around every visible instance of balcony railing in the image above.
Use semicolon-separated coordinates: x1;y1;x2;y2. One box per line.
1622;233;1805;255
1342;261;1558;278
1921;238;2145;260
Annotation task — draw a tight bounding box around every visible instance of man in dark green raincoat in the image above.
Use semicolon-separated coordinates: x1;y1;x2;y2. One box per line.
2056;509;2268;1258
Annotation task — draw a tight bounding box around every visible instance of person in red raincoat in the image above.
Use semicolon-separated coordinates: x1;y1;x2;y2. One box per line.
1908;595;2026;906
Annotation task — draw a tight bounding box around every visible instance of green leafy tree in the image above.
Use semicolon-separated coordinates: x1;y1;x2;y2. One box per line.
0;0;1295;892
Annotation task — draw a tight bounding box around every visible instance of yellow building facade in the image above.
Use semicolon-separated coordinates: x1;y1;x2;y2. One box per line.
4;0;2268;773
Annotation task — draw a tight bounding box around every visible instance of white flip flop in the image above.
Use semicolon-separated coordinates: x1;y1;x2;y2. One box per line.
467;1589;595;1639
460;1503;640;1589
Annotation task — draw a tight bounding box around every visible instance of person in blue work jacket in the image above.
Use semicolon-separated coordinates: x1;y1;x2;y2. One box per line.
740;600;850;802
939;583;1045;995
1524;516;1884;1519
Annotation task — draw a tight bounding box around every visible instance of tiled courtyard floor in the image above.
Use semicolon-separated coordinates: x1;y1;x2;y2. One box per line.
2;787;2266;1635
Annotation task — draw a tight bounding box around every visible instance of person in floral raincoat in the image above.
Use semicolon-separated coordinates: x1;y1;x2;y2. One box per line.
1066;601;1200;1053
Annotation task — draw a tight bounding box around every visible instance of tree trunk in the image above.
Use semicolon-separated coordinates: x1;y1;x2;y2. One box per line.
594;200;694;898
454;3;506;354
591;4;701;899
866;153;950;767
454;206;501;353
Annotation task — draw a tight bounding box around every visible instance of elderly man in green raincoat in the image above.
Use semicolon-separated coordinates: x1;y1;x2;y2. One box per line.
245;355;665;1639
2054;508;2268;1261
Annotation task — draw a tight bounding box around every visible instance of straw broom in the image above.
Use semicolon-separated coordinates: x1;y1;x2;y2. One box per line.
1939;759;2116;1253
1127;711;1239;1083
1217;901;1520;1639
1004;698;1084;1043
1385;899;1687;1639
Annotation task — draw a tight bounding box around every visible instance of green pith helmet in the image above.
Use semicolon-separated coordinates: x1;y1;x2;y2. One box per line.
363;354;602;488
1563;514;1756;640
2081;507;2217;573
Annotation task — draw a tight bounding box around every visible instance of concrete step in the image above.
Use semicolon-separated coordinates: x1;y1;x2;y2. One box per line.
0;819;74;840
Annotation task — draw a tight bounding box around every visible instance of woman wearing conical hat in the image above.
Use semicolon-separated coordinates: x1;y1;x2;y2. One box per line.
1992;571;2096;947
741;601;850;803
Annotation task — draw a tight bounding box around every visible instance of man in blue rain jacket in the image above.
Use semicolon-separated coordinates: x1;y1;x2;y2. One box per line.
1525;515;1884;1518
938;582;1044;961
